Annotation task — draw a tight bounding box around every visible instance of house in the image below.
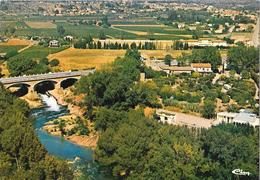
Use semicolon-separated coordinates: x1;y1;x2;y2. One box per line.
233;110;259;127
191;63;212;73
0;53;6;59
49;40;60;47
156;109;213;128
159;66;192;75
156;109;176;124
177;23;185;29
215;29;223;34
0;37;8;43
170;60;178;66
64;35;73;41
214;110;259;127
215;112;237;124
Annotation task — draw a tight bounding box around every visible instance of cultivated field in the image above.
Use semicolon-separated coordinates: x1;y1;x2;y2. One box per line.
10;45;67;60
230;32;253;42
25;21;57;29
47;48;126;71
0;45;26;53
140;50;191;59
0;39;31;46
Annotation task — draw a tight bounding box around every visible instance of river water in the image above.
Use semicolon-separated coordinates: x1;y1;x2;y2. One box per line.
31;94;112;179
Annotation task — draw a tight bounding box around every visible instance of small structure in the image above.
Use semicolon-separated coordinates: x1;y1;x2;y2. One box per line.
0;37;8;43
0;53;6;60
49;40;60;47
170;60;178;66
191;63;212;73
159;66;192;75
140;73;145;82
156;109;176;124
214;110;259;127
64;35;73;41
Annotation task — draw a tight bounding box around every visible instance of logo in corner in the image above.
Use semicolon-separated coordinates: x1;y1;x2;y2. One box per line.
232;169;251;176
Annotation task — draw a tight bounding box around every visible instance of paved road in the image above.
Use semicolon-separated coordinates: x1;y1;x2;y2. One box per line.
0;69;95;85
252;17;259;47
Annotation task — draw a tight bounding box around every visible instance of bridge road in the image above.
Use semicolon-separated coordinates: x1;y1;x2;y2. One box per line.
0;69;95;85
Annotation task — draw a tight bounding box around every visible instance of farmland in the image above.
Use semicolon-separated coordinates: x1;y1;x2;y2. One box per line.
0;45;26;53
140;50;191;59
25;21;57;29
9;45;67;61
47;47;126;71
1;20;192;40
0;39;31;46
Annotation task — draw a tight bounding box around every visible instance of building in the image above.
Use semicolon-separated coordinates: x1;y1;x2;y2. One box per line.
216;112;237;124
233;110;259;127
191;63;212;73
156;109;213;128
64;35;73;41
170;60;178;66
214;110;259;127
49;40;60;47
156;109;176;124
159;66;192;75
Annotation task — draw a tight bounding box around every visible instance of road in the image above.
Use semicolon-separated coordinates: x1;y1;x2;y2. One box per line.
252;17;259;47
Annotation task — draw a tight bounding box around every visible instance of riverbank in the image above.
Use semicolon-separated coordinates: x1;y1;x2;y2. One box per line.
21;91;44;108
46;87;99;149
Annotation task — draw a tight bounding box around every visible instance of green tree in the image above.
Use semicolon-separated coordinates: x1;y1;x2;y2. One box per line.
164;54;173;66
57;25;65;37
202;99;216;119
49;59;60;67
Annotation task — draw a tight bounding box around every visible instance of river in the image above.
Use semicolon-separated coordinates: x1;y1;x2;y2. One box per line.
31;93;113;179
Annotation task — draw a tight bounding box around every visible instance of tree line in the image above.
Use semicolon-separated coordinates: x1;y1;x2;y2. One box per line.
74;37;156;50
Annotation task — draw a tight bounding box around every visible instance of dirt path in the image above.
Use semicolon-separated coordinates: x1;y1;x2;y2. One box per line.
18;41;37;53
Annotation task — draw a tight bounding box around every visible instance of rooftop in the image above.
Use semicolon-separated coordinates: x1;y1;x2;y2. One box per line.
191;63;212;68
160;66;193;71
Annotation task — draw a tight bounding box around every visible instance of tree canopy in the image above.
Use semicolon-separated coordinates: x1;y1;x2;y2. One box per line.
0;84;73;179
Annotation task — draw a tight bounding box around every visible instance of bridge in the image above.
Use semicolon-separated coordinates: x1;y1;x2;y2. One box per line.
0;69;95;95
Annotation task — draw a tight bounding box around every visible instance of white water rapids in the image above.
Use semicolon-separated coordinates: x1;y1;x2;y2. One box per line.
39;93;60;112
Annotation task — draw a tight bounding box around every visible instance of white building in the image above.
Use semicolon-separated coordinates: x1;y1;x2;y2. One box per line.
49;40;60;47
64;35;73;41
214;110;259;127
156;109;176;124
216;112;237;124
191;63;212;73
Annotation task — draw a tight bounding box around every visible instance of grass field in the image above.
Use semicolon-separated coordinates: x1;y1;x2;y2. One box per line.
0;45;26;53
47;47;126;71
25;21;57;29
10;45;67;61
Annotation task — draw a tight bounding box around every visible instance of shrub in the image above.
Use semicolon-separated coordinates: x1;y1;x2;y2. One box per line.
49;59;60;67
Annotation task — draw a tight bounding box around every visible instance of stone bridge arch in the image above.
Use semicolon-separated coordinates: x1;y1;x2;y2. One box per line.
60;77;79;89
34;80;57;94
6;83;31;97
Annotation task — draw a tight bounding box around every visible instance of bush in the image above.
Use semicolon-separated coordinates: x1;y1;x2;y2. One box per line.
49;59;60;67
40;58;49;65
221;95;230;104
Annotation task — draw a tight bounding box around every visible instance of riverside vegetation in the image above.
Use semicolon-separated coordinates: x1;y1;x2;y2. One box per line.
0;84;73;179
